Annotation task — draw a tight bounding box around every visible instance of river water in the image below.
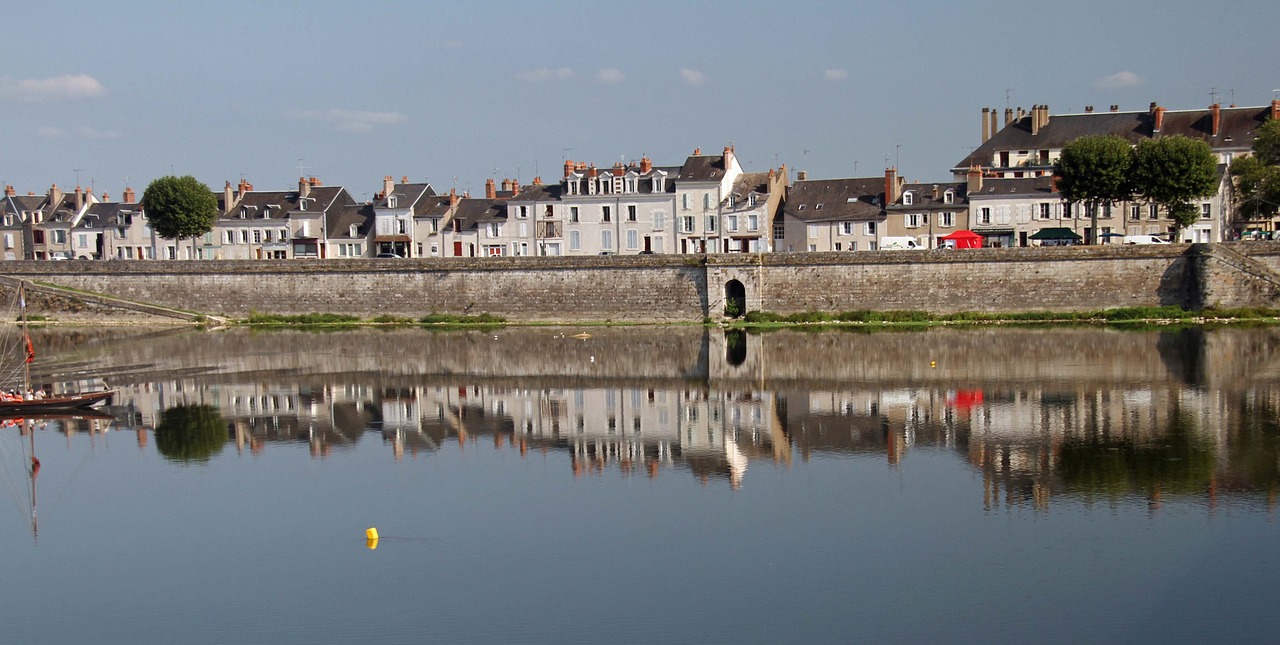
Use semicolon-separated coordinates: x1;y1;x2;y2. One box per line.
0;325;1277;644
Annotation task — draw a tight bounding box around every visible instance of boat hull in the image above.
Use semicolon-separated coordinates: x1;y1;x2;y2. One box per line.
0;390;115;414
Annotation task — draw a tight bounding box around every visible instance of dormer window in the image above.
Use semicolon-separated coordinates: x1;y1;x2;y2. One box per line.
798;204;806;211
625;178;636;193
349;224;358;237
815;203;823;210
567;180;579;196
652;176;665;192
943;190;954;204
748;194;757;207
902;191;914;206
387;196;397;208
239;208;248;219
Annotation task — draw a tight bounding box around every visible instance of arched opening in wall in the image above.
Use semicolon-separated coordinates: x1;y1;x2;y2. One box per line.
725;329;747;367
724;280;746;318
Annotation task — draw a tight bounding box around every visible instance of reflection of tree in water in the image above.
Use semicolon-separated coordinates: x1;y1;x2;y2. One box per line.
155;404;228;464
1155;328;1206;387
1221;396;1280;497
1058;408;1215;500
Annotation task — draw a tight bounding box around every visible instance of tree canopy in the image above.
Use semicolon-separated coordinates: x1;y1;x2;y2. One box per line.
1052;135;1133;243
142;175;218;242
1131;136;1219;238
1230;119;1280;221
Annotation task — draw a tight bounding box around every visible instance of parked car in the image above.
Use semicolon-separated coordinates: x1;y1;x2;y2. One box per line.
374;252;403;258
880;237;923;250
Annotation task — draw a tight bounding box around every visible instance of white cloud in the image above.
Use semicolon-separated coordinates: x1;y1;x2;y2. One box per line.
0;74;106;102
596;68;626;84
287;108;408;133
824;68;848;81
518;67;575;82
1094;71;1144;89
678;68;706;85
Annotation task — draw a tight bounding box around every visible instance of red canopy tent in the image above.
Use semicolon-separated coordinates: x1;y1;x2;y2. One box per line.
941;230;983;249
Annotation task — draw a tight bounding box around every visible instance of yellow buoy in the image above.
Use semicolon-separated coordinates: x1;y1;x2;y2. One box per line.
930;361;936;368
366;537;379;550
365;527;379;540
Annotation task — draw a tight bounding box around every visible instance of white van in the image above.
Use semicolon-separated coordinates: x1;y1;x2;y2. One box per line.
1123;235;1168;245
880;237;923;250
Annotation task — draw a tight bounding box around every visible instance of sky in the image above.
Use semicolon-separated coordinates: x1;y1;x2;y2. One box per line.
2;0;1278;201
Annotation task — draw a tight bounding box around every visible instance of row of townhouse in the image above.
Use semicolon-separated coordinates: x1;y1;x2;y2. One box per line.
4;99;1276;260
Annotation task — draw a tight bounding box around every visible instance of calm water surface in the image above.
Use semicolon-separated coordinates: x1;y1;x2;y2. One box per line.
1;326;1277;644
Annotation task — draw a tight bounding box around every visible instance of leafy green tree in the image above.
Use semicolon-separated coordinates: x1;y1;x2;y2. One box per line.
1131;136;1219;241
155;404;227;464
1230;119;1280;223
142;175;218;258
1053;135;1134;244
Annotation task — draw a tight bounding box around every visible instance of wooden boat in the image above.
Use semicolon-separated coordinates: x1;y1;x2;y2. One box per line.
1;282;114;414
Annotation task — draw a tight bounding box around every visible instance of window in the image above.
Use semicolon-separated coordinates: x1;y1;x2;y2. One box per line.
265;230;274;243
652;210;666;230
602;206;611;222
798;204;806;211
567;181;579;196
568;230;581;251
979;208;992;225
747;214;758;231
253;230;262;244
601;230;613;250
940;212;955;227
865;222;877;236
627;205;637;222
815;203;824;210
350;224;358;238
748;194;757;207
570;206;580;223
240;230;249;244
279;228;288;241
487;223;500;237
681;194;690;211
1201;203;1211;219
807;224;818;238
773;222;785;239
903;192;913;206
681;216;695;233
517;205;528;219
1064;203;1073;219
223;230;233;244
907;213;928;228
2;234;10;249
626;229;638;250
943;190;954;204
840;222;853;235
1039;203;1051;220
705;215;717;232
52;230;66;244
1130;204;1141;220
387;196;397;208
703;193;712;210
1101;203;1112;219
726;215;738;232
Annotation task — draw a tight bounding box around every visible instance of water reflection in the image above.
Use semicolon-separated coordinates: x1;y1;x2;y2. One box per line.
26;325;1280;509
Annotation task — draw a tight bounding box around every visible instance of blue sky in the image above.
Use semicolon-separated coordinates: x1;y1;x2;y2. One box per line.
2;0;1277;200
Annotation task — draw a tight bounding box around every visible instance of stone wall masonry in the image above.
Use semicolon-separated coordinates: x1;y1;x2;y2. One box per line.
4;243;1280;322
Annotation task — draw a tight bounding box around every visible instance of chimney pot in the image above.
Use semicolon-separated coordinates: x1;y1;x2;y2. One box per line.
966;165;983;193
1110;104;1119;112
640;156;652;173
485;178;496;199
1085;105;1094;113
694;147;701;155
563;159;575;178
796;170;807;181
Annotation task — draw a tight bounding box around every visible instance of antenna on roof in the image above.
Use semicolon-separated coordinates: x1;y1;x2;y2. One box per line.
853;161;859;175
1005;89;1012;110
73;169;86;187
1210;87;1219;104
295;158;310;177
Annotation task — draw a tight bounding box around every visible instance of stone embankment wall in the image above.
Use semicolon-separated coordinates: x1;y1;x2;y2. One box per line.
4;243;1280;322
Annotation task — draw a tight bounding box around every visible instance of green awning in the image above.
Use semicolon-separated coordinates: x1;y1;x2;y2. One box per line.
1029;227;1082;240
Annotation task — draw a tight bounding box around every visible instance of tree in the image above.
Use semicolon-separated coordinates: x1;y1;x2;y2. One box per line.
1230;119;1280;223
142;175;217;258
1053;135;1133;244
1131;136;1219;241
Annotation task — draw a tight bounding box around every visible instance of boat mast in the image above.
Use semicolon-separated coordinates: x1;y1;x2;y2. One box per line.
19;281;30;399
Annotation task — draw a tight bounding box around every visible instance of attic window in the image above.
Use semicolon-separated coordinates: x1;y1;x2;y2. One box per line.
846;197;857;203
815;203;824;210
349;224;358;237
902;192;914;206
943;190;954;204
798;204;806;210
239;208;248;219
748;194;757;207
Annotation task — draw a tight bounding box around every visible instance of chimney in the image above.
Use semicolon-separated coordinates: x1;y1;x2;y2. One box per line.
1004;108;1014;126
982;107;991;143
511;179;520;194
1016;107;1025;122
501;178;512;192
932;184;940;200
309;176;320;187
768;167;776;181
796;170;808;181
966;165;983;194
49;184;63;206
1272;99;1280;121
532;176;543;186
383;176;394;198
75;186;84;210
563;159;575;178
1153;105;1166;133
1085;105;1093;113
4;185;15;197
225;181;234;208
989;108;998;139
401;176;408;184
693;147;701;155
612;162;625;176
1031;105;1042;135
123;187;136;203
299;176;310;198
1041;104;1050;129
884;167;900;205
101;193;109;202
238;178;251;195
587;164;598;179
1211;103;1221;136
723;146;734;169
485;178;496;199
640;155;652;173
1110;104;1119;112
449;187;458;206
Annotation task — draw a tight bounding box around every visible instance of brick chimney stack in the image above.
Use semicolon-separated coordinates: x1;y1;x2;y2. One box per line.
1153;105;1166;133
485;178;496;199
723;146;734;169
982;107;991;143
563;159;575;178
966;165;983;194
225;181;234;208
1004;108;1014;126
693;147;701;155
309;177;320;187
640;156;652;173
884;167;900;205
5;185;15;197
74;186;84;210
401;176;408;184
449;187;458;206
511;179;519;194
383;176;394;198
1272;99;1280;121
532;176;542;186
1110;104;1119;112
1211;103;1221;136
1085;105;1094;113
299;176;310;198
587;164;598;179
49;184;63;206
1031;105;1042;135
123;187;136;203
101;193;109;202
796;170;807;181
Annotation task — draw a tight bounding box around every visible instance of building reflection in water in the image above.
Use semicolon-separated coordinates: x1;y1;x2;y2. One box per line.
30;325;1280;508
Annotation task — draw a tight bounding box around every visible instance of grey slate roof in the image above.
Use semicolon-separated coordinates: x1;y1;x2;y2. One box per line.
450;198;507;232
888;182;968;209
955;104;1272;171
678;154;728;182
968;176;1056;198
223;185;352;220
326;202;374;240
782;177;885;223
